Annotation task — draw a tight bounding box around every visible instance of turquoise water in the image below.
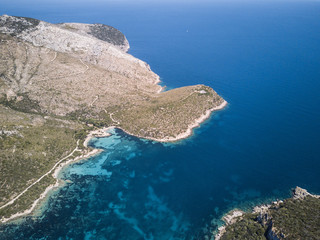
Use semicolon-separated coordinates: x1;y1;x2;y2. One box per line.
1;1;320;239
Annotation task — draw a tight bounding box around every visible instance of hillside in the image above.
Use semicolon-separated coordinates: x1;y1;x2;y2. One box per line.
0;15;226;222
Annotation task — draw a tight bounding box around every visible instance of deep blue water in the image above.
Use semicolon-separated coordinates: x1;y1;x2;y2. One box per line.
1;1;320;239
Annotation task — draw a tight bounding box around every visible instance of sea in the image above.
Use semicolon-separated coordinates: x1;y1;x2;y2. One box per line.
1;1;320;239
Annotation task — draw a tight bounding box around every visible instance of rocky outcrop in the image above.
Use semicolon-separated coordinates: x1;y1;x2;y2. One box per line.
0;15;39;35
215;210;244;240
293;186;312;199
223;210;244;225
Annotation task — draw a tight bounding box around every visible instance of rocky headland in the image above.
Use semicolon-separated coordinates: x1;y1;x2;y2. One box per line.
215;187;320;240
0;15;226;222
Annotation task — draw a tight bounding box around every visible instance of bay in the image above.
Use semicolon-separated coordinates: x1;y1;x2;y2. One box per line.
1;1;320;239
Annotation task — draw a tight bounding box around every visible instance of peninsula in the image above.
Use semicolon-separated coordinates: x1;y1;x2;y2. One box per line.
0;15;226;222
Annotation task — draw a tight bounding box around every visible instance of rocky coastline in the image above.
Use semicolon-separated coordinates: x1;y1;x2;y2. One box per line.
215;187;320;240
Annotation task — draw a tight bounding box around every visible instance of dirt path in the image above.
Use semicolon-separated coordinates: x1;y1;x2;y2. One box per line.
50;51;57;62
0;140;80;210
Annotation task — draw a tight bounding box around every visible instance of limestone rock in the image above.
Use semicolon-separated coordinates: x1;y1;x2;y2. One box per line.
292;186;311;199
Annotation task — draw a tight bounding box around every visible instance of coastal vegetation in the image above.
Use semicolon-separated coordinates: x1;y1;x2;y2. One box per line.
117;85;225;140
0;105;83;219
269;196;320;239
219;213;266;240
217;188;320;240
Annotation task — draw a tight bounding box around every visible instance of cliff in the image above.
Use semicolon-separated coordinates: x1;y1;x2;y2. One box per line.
0;15;226;221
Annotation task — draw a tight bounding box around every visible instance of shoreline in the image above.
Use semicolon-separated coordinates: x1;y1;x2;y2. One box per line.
214;187;320;240
0;131;107;224
83;127;112;148
0;100;227;224
215;209;244;240
119;100;228;143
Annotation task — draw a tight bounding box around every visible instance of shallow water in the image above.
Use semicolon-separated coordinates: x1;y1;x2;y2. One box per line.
1;1;320;239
